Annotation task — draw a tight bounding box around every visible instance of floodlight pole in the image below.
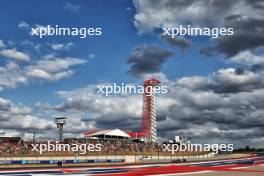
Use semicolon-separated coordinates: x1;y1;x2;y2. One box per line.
33;131;36;143
55;117;67;142
58;125;63;141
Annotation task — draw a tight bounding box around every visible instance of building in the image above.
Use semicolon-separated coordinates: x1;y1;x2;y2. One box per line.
83;129;131;141
175;136;189;144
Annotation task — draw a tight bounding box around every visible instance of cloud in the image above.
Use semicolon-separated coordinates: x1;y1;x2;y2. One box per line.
0;48;30;61
133;0;264;64
0;97;55;136
204;16;264;58
18;21;30;30
27;69;74;81
212;68;264;93
162;35;191;50
126;7;132;11
127;45;173;77
0;62;27;90
21;40;42;52
28;57;86;73
0;56;86;90
88;54;95;59
0;98;11;111
64;2;80;12
25;57;86;81
0;39;5;48
133;0;263;32
54;86;144;131
141;72;169;83
51;42;73;51
133;0;235;33
160;70;264;147
18;23;49;37
229;50;264;65
34;86;144;136
176;76;211;90
176;68;264;93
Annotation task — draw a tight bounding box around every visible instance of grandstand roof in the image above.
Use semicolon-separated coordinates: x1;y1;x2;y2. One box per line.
84;129;131;138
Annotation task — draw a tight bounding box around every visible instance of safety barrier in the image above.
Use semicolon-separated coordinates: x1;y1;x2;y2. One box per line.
0;159;125;165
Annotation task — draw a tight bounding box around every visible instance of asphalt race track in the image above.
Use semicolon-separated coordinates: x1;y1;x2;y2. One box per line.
0;156;264;176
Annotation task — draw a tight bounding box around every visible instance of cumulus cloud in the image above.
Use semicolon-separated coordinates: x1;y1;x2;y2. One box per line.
0;98;11;111
0;39;86;90
127;45;173;77
28;57;86;73
133;0;263;32
212;68;264;93
0;48;30;61
162;35;191;50
0;56;86;90
18;21;30;30
54;87;143;131
141;72;169;83
176;76;211;90
27;69;74;81
51;42;73;51
33;87;143;138
88;54;95;59
26;57;86;81
0;97;55;136
0;62;27;90
21;40;42;51
133;0;232;32
204;16;264;58
229;50;264;65
133;0;264;64
0;39;5;48
64;2;80;12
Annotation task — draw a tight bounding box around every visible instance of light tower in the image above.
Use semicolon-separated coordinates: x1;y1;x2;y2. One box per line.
141;79;160;143
55;117;67;142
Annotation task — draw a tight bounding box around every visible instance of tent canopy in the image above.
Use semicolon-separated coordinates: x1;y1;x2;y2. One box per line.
84;129;131;138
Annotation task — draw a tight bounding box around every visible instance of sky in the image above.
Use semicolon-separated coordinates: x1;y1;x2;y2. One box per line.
0;0;264;148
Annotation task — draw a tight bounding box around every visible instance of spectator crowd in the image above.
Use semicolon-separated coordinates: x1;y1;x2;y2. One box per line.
0;138;163;156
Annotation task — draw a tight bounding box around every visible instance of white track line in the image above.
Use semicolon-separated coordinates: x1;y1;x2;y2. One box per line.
148;171;213;176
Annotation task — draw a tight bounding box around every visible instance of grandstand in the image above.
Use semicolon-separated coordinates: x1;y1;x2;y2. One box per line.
0;137;21;143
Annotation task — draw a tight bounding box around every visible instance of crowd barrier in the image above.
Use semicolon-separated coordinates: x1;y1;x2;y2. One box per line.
0;159;125;165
